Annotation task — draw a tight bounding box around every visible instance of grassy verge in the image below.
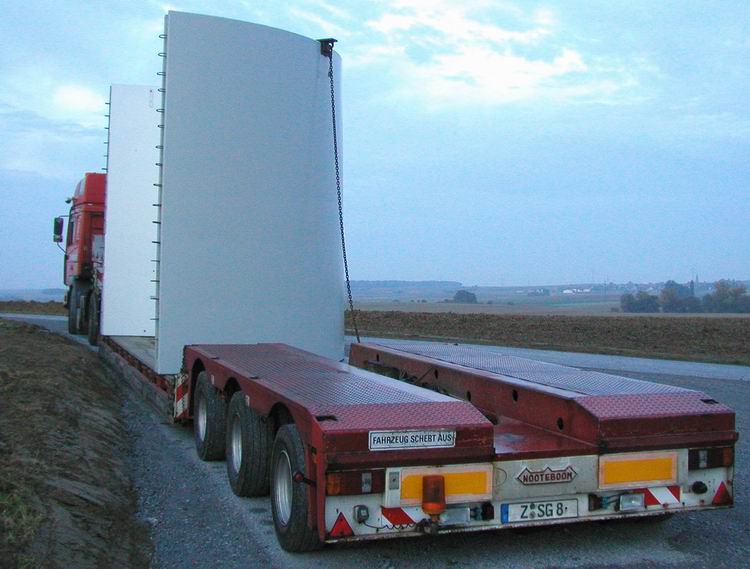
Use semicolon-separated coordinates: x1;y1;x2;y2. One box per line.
0;319;150;569
0;301;65;316
0;485;42;569
347;311;750;366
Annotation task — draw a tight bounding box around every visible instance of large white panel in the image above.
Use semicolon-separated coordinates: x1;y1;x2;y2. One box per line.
101;85;160;337
155;13;345;374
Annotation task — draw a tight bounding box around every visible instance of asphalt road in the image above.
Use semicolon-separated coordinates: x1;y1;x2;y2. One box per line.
4;313;749;568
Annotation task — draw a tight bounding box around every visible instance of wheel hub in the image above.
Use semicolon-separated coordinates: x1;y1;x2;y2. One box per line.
231;416;242;472
274;450;293;525
197;396;207;441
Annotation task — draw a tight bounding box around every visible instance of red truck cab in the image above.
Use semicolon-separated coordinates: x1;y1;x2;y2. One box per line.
53;172;106;338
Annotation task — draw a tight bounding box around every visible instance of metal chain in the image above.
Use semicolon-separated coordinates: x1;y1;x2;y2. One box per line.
326;46;361;343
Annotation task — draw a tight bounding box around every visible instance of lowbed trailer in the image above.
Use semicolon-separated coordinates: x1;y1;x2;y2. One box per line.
65;9;736;553
100;336;736;551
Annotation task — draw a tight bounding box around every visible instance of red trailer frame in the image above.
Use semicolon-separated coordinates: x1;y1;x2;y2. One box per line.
172;340;735;547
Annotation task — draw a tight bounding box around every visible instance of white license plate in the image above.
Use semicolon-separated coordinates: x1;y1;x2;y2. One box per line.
502;499;578;523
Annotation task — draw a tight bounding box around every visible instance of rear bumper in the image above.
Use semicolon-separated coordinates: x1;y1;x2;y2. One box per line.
323;463;733;543
326;503;731;544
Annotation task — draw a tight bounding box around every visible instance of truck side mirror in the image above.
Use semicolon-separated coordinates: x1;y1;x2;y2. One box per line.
53;217;64;243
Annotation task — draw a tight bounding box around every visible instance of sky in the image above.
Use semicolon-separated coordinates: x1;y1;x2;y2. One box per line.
1;0;748;289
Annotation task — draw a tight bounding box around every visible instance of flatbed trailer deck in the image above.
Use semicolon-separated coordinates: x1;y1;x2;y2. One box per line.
100;336;736;550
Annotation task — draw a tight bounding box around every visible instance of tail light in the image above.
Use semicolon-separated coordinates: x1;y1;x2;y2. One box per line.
689;447;734;470
326;469;385;496
422;475;446;517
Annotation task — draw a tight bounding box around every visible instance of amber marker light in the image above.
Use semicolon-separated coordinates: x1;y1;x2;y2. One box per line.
422;475;446;518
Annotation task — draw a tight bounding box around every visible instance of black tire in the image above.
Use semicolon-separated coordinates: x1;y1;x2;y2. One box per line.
87;293;100;346
270;424;321;552
193;372;226;461
67;283;80;334
226;392;272;497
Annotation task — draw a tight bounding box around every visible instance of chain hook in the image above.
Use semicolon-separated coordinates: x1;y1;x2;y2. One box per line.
318;37;337;58
318;38;361;344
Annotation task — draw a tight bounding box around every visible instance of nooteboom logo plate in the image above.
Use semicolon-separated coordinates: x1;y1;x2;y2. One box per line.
368;430;457;451
517;465;577;485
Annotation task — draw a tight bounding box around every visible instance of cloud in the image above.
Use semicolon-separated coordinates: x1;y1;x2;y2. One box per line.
53;85;106;115
306;0;351;21
353;1;648;108
366;2;550;45
0;102;104;179
287;6;350;37
0;66;107;129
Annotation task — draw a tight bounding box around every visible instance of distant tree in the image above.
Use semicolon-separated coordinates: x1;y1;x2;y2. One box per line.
636;291;659;312
702;280;750;313
620;292;659;313
620;293;636;312
453;290;478;304
659;280;700;313
683;296;703;313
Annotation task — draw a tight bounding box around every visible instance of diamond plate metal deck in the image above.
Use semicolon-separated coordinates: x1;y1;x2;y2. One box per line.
349;341;737;451
377;341;686;397
190;343;490;432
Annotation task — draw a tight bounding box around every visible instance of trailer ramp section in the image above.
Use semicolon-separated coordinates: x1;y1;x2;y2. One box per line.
350;341;737;457
183;343;495;467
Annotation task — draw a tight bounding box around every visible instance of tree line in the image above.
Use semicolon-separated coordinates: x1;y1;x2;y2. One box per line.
621;280;750;313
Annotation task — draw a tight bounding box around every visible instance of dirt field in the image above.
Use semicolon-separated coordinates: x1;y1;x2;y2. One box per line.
348;311;750;366
358;301;750;317
0;301;66;316
0;319;150;569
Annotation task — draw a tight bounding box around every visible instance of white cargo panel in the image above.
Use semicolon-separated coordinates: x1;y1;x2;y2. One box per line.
101;85;160;337
155;12;345;374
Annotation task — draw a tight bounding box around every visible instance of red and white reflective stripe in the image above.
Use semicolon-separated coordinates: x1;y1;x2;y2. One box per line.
174;373;190;420
638;485;681;506
381;507;416;526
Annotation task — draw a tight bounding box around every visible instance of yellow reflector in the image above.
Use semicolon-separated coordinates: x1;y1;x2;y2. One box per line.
599;451;678;489
400;465;492;505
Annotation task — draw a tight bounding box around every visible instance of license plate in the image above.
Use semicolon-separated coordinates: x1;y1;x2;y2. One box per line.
501;499;578;523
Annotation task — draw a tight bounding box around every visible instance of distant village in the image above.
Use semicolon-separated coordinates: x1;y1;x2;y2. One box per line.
346;278;750;314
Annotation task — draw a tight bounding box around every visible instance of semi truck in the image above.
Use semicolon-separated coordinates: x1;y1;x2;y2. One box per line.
53;11;736;553
53;172;105;343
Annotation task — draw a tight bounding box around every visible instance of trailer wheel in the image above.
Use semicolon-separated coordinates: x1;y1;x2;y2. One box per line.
193;372;226;461
87;293;100;346
226;392;271;497
270;424;321;552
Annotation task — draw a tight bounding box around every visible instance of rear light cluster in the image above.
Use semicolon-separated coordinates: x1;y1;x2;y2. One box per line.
422;475;446;517
688;447;733;470
326;469;385;496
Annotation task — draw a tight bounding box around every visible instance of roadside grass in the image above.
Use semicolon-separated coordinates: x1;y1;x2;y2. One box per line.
0;318;151;569
0;301;65;316
0;482;43;569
